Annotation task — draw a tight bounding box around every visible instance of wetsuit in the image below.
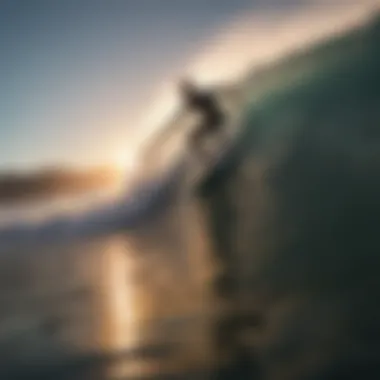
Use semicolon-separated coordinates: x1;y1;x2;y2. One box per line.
183;89;225;151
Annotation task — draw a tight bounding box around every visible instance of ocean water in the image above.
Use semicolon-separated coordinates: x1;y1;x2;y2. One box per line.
0;189;218;380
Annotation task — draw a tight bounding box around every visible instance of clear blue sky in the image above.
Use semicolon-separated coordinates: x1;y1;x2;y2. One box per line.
0;0;354;171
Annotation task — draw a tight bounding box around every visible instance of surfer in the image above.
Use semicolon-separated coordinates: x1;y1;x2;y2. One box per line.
179;79;226;157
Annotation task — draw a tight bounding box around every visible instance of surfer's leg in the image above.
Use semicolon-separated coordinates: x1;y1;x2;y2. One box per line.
209;112;227;139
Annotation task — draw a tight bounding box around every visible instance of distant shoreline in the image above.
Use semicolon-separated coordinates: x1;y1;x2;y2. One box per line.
0;167;122;204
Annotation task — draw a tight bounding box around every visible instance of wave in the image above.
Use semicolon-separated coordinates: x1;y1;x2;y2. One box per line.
0;159;186;250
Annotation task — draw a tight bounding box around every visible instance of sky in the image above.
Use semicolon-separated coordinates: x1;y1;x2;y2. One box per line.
0;0;378;172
